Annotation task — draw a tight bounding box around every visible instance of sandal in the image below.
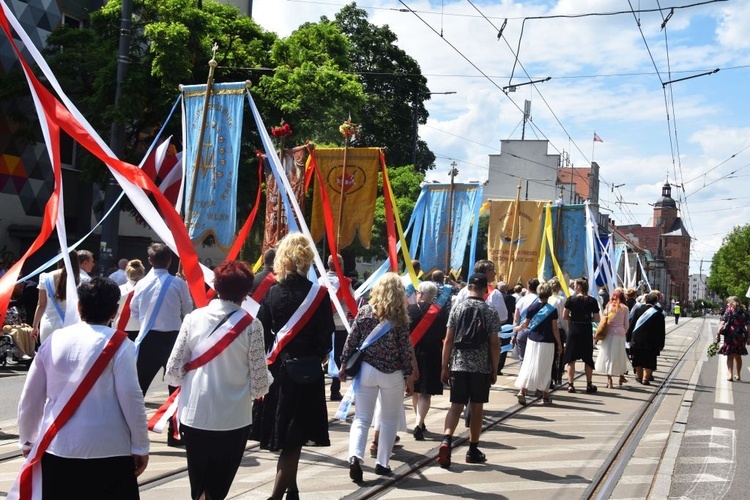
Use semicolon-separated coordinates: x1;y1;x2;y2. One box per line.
619;375;628;385
586;383;598;393
517;393;527;406
542;394;552;405
567;383;576;393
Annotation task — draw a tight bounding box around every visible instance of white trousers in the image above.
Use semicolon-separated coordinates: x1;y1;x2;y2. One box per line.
348;361;405;468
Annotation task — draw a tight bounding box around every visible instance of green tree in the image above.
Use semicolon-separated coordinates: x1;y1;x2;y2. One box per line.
707;224;750;299
256;21;365;144
333;3;435;172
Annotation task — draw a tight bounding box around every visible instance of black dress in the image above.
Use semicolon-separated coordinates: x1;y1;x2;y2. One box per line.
408;301;448;395
626;303;666;370
251;274;334;451
562;295;600;368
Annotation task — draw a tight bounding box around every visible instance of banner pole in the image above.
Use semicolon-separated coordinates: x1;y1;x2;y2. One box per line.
507;180;522;283
337;135;349;249
445;161;458;276
185;44;219;233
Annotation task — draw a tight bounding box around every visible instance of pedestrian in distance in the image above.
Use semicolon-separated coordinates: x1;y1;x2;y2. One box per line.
108;258;129;286
626;291;666;385
438;273;500;468
673;301;681;325
514;283;563;405
594;288;631;389
113;259;146;342
253;233;334;500
512;278;540;362
12;277;148;500
340;272;416;481
165;260;271;500
547;278;567;386
563;278;601;393
716;296;749;381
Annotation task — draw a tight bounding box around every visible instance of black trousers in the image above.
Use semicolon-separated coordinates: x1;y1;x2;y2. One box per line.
550;328;567;383
329;329;347;394
136;330;178;394
41;453;138;500
498;334;511;372
182;424;251;500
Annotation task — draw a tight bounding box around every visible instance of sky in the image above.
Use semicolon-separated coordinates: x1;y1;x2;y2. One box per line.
251;0;750;275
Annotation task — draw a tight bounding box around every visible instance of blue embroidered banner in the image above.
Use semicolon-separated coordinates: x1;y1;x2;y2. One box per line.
542;205;587;280
182;82;246;250
413;183;483;275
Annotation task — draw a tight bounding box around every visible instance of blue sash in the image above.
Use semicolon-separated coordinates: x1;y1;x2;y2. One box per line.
528;303;556;331
134;275;175;355
519;296;540;322
44;274;65;322
634;305;659;333
335;320;393;420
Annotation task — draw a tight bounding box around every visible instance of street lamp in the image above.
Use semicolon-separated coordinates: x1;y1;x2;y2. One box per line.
412;91;456;167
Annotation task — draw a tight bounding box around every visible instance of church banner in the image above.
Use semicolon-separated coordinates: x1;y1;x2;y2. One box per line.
412;183;483;275
182;82;245;250
311;148;379;249
262;145;308;253
488;199;547;285
541;204;587;280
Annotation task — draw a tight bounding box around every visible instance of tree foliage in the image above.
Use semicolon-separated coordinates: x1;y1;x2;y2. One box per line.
707;224;750;300
333;3;435;171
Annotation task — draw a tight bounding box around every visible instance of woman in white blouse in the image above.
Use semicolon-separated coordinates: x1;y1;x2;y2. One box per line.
165;260;271;500
30;250;80;343
16;277;149;498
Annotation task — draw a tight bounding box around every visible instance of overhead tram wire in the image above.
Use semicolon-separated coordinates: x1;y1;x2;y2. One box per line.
465;0;643;227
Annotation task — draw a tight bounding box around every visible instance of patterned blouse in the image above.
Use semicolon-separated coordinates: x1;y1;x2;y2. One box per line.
341;304;414;376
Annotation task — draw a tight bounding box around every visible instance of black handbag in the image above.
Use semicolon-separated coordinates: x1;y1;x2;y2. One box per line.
284;356;322;385
343;348;364;378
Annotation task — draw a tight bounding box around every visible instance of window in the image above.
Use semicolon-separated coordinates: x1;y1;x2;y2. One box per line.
62;14;82;29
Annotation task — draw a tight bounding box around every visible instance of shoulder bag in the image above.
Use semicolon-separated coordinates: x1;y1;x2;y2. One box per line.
594;310;612;342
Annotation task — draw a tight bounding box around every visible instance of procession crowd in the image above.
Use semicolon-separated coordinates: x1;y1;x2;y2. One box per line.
3;233;748;500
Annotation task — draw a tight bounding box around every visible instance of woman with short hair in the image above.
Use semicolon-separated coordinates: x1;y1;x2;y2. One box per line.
15;277;148;499
514;283;562;405
165;260;270;500
341;272;415;481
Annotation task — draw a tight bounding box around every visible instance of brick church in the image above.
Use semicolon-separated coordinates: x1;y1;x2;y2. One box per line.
617;183;691;303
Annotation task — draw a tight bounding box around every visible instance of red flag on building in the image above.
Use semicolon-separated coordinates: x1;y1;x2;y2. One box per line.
593;133;604;143
141;137;182;207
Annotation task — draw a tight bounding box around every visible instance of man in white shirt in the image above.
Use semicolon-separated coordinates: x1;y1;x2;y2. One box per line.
131;243;193;396
77;249;95;281
108;258;129;286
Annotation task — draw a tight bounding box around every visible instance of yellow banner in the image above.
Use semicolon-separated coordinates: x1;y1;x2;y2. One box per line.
488;199;547;286
311;148;380;249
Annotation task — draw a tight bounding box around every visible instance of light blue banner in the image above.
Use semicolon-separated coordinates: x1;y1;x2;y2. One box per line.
183;82;246;250
542;205;587;280
414;183;482;274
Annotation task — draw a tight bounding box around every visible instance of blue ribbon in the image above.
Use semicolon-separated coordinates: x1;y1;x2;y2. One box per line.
334;320;392;420
134;274;174;356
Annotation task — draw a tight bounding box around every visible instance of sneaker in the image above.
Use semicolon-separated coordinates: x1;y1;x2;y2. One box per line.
349;458;363;483
437;442;451;468
465;448;487;464
330;391;343;401
413;425;425;441
374;464;392;476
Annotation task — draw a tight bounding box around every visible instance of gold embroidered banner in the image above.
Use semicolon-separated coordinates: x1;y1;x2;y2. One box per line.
488;199;547;286
262;145;308;253
311;148;380;249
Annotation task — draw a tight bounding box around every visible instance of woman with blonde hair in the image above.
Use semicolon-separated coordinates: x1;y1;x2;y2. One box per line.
254;233;334;500
113;259;146;341
594;288;631;388
717;296;749;381
340;272;416;481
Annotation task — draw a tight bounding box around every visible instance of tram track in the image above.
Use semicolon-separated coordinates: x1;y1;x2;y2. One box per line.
341;317;703;500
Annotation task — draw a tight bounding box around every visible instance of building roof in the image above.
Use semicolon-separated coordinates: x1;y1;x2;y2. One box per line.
617;225;662;257
557;167;591;201
664;217;691;238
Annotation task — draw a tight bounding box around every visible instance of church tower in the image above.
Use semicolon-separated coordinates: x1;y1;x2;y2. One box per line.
653;182;678;234
652;182;690;303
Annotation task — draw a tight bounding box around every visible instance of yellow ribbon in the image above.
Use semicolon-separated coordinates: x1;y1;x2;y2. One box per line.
538;204;571;297
381;153;419;288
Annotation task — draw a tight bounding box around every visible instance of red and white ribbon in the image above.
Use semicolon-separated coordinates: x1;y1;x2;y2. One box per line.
266;284;327;365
